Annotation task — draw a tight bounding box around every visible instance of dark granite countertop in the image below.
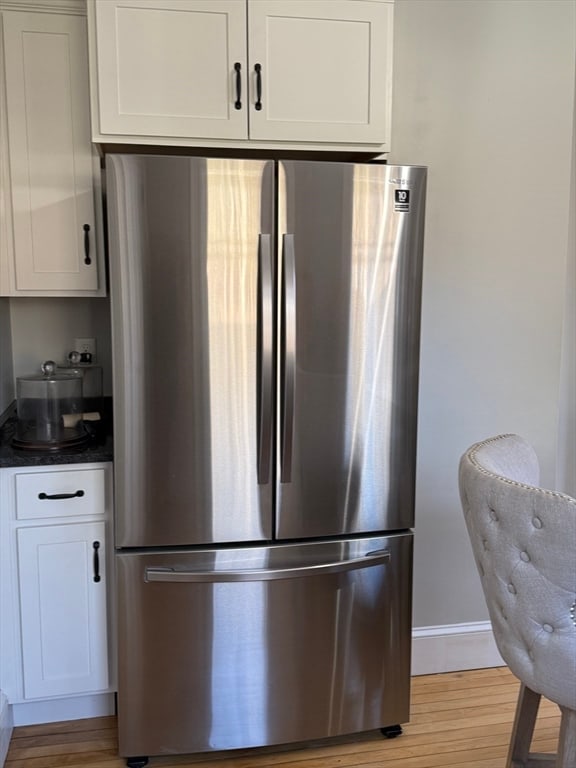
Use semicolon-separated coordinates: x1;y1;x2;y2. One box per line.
0;399;113;468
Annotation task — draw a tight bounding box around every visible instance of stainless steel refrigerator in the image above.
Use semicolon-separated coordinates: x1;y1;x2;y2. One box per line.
107;155;427;766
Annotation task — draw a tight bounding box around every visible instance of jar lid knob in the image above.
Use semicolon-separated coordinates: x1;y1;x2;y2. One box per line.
41;360;56;376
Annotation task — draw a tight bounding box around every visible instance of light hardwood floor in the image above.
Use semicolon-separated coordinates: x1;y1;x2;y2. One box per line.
5;667;561;768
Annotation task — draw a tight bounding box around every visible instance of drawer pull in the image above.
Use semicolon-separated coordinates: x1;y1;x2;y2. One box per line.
93;541;101;583
38;490;85;501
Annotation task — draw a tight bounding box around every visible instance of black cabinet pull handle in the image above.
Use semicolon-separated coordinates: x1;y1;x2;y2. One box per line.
83;224;91;265
38;490;85;500
93;541;101;583
254;63;262;111
234;62;242;110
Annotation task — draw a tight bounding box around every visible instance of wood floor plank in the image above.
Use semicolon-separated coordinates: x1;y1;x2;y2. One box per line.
413;669;511;685
5;668;561;768
411;667;511;686
9;716;116;740
6;737;118;761
411;684;519;704
9;728;117;750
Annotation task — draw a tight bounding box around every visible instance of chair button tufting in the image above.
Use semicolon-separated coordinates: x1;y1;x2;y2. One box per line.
532;516;543;529
542;624;554;633
507;583;517;595
489;508;499;521
520;551;530;562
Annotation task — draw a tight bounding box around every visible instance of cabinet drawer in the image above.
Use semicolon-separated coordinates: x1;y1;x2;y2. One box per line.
15;468;106;520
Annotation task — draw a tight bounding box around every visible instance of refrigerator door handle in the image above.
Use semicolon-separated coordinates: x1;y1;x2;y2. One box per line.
145;550;389;583
257;234;273;484
281;233;296;483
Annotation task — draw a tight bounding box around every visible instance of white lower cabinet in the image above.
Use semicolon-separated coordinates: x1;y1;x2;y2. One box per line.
0;463;115;725
17;521;108;699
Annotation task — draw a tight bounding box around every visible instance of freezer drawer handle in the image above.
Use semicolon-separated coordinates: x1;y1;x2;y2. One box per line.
38;490;85;500
234;62;242;110
144;551;390;583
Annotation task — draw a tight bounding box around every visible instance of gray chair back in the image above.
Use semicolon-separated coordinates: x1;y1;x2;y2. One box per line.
459;434;576;712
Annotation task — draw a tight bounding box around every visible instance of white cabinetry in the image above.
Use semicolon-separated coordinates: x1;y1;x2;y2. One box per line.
88;0;393;152
0;463;114;725
17;521;108;699
248;1;392;145
94;0;248;141
0;1;106;296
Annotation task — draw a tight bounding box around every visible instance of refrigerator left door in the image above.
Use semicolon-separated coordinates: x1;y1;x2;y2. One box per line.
107;155;275;547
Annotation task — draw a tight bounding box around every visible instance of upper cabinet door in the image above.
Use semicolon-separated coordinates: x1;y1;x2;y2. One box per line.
94;0;248;139
247;0;393;146
2;11;101;293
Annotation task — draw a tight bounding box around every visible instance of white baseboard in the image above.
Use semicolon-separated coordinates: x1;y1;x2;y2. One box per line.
11;693;115;727
411;621;505;676
0;692;13;768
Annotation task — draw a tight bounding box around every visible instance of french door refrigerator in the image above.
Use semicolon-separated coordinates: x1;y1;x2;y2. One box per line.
107;155;427;765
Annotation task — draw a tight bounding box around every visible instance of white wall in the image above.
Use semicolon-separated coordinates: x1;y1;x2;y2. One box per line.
390;0;576;627
0;298;14;416
9;297;112;395
557;75;576;497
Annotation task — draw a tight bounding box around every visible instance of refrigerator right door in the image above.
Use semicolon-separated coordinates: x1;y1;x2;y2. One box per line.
276;162;426;539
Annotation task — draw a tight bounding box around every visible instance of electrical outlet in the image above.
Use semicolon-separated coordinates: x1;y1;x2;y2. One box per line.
74;338;96;358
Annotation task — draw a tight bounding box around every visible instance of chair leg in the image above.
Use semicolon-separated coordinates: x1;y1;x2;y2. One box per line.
557;707;576;768
507;684;541;768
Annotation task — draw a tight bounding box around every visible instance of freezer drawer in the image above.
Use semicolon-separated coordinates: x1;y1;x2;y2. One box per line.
116;533;413;759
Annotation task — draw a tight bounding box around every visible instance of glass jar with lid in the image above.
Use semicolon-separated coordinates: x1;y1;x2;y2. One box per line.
13;361;88;451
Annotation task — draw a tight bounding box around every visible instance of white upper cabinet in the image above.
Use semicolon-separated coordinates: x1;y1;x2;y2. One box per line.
94;0;248;140
0;5;106;296
248;0;392;144
88;0;394;151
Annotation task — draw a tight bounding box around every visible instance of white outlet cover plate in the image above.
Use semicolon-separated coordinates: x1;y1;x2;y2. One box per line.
74;338;96;356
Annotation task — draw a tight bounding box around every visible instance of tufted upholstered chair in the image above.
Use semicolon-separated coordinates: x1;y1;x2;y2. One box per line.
459;434;576;768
